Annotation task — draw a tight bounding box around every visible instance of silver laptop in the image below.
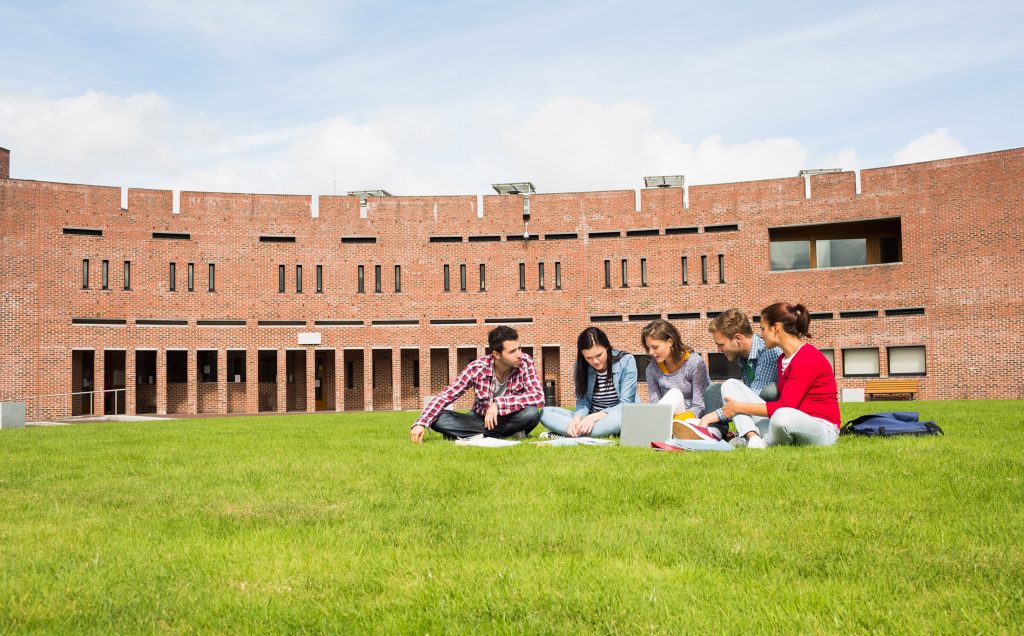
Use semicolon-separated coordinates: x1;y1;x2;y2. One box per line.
620;403;674;447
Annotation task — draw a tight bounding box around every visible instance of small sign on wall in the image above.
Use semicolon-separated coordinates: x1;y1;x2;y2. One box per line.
298;332;322;345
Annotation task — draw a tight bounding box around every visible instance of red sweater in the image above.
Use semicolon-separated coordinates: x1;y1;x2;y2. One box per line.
765;344;840;427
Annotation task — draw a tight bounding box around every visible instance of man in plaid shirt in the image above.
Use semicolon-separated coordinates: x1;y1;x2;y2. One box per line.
699;309;781;440
410;326;544;442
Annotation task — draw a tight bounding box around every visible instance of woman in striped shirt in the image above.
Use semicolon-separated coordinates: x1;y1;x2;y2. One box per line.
540;327;638;437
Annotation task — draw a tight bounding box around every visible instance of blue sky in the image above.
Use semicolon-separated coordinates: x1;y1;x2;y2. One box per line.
1;0;1022;197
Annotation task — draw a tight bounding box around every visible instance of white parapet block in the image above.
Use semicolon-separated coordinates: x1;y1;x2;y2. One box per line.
841;388;865;402
0;402;26;429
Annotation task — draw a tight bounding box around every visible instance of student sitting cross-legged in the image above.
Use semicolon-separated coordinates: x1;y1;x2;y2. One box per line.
409;326;544;443
540;327;638;438
720;302;840;449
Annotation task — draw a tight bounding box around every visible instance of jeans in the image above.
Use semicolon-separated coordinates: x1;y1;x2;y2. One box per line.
432;406;541;440
714;379;780;438
540;405;622;437
765;407;839;446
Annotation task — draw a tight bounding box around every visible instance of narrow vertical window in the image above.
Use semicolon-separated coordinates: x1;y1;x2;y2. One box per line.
701;255;708;285
279;264;285;293
208;263;215;292
621;259;629;288
518;262;526;291
374;264;382;293
640;258;648;287
479;264;486;292
718;254;725;284
681;256;688;285
169;262;176;291
538;262;545;290
123;261;131;291
188;262;195;292
443;264;450;292
316;265;323;293
296;264;303;293
82;258;90;289
101;260;109;290
357;265;365;293
554;262;562;290
394;265;401;293
604;260;611;288
460;264;467;292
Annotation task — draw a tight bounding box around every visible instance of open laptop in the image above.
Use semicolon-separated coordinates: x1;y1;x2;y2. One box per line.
620;403;674;447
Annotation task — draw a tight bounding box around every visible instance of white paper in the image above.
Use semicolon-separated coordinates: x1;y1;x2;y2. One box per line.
454;434;521;448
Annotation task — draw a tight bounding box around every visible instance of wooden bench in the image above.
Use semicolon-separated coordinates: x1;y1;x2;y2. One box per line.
864;379;920;400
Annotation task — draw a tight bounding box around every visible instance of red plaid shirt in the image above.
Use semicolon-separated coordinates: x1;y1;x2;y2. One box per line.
415;354;545;429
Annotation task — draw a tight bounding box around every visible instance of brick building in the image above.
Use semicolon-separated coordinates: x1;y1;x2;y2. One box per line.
1;145;1022;419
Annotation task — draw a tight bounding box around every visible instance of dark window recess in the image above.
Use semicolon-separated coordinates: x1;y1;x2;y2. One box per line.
634;355;652;383
468;235;501;242
459;264;467;292
588;231;621;239
430;318;477;325
681;256;688;285
706;311;723;319
394;265;401;293
718;254;725;284
258;320;306;326
227;351;246;382
590;315;623;323
341;236;377;244
123;261;131;290
506;234;539;241
429;236;464;243
258;351;277;383
169;263;176;291
621;259;628;288
315;320;364;326
82;259;89;289
665;226;699;235
345;361;354;389
810;312;834;320
640;258;648;287
187;262;195;291
197;320;245;326
297;265;304;293
667;312;701;320
554;262;562;290
374;265;382;293
840;310;879;319
63;227;103;236
708;352;743;381
197;351;217;383
102;260;109;289
628;313;661;321
279;265;286;293
371;319;419;326
208;264;215;292
544;232;578;241
769;217;902;271
479;264;486;292
443;264;450;292
484;317;534;324
603;260;611;288
316;265;323;293
704;223;739;233
137;319;188;326
538;263;545;290
518;263;526;291
626;228;660;237
166;351;188;383
153;232;190;240
259;235;296;243
886;307;925;316
357;265;365;293
71;317;127;325
701;255;708;284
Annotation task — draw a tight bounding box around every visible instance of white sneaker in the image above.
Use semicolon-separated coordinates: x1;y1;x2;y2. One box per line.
746;435;768;449
538;431;562;440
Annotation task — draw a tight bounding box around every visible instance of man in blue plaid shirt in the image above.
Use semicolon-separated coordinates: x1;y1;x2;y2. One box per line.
410;326;544;442
700;309;780;439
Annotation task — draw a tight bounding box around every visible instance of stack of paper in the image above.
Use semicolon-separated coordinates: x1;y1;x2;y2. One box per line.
454;435;521;448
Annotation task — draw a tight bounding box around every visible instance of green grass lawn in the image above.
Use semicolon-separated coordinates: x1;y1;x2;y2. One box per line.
1;400;1023;634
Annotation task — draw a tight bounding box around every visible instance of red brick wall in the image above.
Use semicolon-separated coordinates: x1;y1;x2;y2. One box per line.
0;147;9;180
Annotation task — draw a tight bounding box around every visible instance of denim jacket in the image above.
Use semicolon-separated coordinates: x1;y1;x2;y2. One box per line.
572;350;638;419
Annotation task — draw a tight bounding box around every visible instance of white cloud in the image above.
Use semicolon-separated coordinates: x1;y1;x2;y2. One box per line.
892;128;967;165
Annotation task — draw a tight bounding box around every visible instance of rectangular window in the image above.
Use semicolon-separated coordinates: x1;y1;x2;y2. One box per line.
279;264;285;293
519;263;526;291
460;264;467;292
297;264;303;293
621;259;628;288
374;265;382;293
123;261;131;290
634;354;651;384
316;265;323;293
769;218;902;271
681;256;688;285
640;258;648;287
101;260;109;290
394;265;401;293
843;348;880;377
82;258;89;289
604;260;611;288
770;241;811;271
479;264;486;292
538;262;545;290
718;254;725;283
554;262;562;290
357;265;365;293
169;262;176;291
888;346;926;376
208;264;215;292
701;255;708;284
443;264;450;292
187;262;195;291
817;238;867;268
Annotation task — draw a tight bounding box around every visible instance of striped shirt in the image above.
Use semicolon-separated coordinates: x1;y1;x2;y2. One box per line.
589;369;619;413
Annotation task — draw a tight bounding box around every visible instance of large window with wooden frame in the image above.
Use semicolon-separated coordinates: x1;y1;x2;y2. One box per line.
770;218;902;271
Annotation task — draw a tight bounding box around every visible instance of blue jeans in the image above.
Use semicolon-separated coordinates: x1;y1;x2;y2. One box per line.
540;405;623;437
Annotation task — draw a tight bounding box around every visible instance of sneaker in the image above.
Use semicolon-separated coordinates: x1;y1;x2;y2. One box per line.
746;435;768;450
538;431;563;440
510;431;528;440
729;436;747;448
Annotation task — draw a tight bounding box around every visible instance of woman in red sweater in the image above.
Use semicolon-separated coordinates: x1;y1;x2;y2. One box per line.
721;302;840;449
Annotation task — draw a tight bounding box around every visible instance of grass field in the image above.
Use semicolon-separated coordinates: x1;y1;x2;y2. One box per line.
1;400;1023;634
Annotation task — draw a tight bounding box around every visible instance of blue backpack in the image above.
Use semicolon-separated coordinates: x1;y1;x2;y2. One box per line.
842;412;943;437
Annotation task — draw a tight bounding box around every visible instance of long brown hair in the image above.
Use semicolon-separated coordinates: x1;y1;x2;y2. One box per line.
640;319;692;367
760;302;812;339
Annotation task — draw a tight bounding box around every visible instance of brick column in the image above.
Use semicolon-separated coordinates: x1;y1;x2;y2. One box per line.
186;349;198;414
277;349;287;413
363;348;373;411
334;349;344;412
94;350;105;416
217;350;228;414
246;349;259;414
306;349;316;412
125;349;136;416
392;349;402;411
156;349;167;415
